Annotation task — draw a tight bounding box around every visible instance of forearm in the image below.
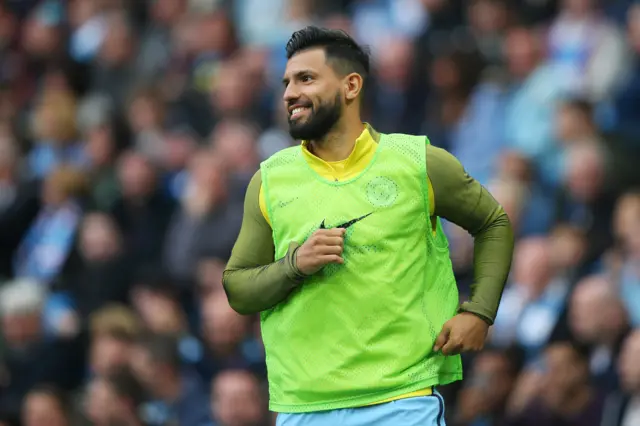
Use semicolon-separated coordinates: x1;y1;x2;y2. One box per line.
460;206;514;324
223;170;307;315
427;144;514;325
223;243;305;315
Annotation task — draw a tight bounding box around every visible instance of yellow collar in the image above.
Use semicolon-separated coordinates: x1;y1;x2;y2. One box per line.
300;125;379;181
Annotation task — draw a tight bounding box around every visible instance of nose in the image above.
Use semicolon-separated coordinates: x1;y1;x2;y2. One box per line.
283;82;299;104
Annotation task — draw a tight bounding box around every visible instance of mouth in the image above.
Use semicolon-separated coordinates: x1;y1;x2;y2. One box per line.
288;105;311;120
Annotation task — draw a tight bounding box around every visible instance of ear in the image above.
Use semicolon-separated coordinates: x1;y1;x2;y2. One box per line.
343;73;363;101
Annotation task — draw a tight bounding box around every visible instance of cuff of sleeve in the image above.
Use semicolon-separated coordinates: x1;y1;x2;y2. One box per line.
284;241;307;283
458;302;494;326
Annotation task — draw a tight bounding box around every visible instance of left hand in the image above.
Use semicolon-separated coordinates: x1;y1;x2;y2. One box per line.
433;312;489;355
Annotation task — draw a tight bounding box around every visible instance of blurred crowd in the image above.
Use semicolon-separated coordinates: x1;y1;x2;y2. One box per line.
0;0;639;425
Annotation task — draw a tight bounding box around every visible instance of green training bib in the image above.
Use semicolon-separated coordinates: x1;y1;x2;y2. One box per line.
260;132;462;413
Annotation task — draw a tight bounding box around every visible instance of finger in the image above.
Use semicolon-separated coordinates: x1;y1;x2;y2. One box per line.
441;339;463;356
315;236;344;247
316;244;343;256
316;228;346;237
320;255;344;264
433;326;450;352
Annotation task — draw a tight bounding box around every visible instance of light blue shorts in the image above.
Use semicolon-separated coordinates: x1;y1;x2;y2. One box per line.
276;393;446;426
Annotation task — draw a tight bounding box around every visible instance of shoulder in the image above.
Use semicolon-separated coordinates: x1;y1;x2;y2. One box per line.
260;146;300;167
425;145;471;194
426;144;465;173
246;170;263;204
378;132;429;164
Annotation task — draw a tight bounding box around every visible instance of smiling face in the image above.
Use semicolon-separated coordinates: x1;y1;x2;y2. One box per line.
282;48;345;141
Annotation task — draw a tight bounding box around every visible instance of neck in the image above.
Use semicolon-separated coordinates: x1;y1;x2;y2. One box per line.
157;373;181;402
308;121;365;162
602;325;624;347
558;386;592;416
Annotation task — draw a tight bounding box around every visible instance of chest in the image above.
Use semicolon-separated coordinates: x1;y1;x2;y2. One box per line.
268;168;428;259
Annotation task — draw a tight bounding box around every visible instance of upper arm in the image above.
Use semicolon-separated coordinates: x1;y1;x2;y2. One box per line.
426;144;503;235
259;181;271;226
226;170;276;269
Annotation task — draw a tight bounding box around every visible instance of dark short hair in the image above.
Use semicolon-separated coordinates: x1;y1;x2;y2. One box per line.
562;97;594;120
133;264;178;299
137;333;181;370
105;367;145;407
27;384;72;418
286;26;370;83
548;340;591;365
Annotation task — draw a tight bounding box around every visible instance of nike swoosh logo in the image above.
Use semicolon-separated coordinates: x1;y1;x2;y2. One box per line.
278;198;296;208
320;212;373;229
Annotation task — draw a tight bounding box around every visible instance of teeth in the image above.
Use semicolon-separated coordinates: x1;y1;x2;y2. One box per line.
291;107;306;116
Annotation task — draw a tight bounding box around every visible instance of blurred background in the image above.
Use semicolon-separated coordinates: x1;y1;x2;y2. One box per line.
0;0;639;425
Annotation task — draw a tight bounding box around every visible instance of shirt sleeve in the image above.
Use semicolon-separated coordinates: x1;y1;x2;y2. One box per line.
426;144;515;324
222;170;305;315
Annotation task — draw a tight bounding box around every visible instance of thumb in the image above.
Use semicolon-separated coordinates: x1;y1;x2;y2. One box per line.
433;323;451;352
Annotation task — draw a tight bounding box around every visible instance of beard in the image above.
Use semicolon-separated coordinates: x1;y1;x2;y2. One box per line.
287;92;342;141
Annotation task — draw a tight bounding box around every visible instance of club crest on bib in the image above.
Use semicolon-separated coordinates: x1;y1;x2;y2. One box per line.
366;176;398;208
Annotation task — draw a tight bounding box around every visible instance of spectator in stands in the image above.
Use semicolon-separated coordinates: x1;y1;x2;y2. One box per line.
91;10;137;108
612;3;640;141
556;99;640;192
486;177;528;234
160;124;197;202
130;333;212;426
556;143;618;264
84;367;145;426
89;304;141;378
211;369;268;426
129;269;207;370
28;89;86;179
617;329;640;426
130;271;187;336
78;94;125;211
136;0;187;82
163;149;242;286
453;346;524;426
21;1;66;86
569;275;630;392
548;224;588;279
504;341;606;426
0;123;41;279
110;150;175;267
13;165;88;284
614;190;640;327
502;25;564;188
199;293;264;380
210;58;265;130
21;384;72;426
548;0;630;100
197;257;227;297
127;86;166;162
65;212;132;322
210;119;260;200
492;237;570;360
0;279;85;419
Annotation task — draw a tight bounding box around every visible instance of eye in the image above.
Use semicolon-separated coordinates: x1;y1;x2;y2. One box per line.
301;75;313;83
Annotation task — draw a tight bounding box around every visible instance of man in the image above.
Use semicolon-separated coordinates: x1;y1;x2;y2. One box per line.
503;341;606;426
223;27;514;426
129;334;212;426
618;330;640;426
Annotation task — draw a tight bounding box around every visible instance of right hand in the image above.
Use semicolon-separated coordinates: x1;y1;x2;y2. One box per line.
295;228;346;275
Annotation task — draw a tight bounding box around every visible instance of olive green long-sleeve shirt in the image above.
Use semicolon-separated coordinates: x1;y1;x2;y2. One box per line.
223;139;514;324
